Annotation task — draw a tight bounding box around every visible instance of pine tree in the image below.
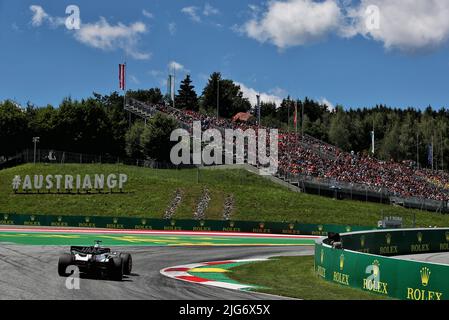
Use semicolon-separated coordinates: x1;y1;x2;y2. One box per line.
200;72;251;118
328;106;351;150
175;75;199;111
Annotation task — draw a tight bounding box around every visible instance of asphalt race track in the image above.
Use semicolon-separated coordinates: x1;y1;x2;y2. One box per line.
0;245;313;300
401;252;449;265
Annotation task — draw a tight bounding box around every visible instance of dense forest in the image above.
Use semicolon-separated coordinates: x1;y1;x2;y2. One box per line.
1;72;448;170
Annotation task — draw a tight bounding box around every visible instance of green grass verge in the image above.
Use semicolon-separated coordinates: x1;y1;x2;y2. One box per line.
229;256;390;300
1;163;449;228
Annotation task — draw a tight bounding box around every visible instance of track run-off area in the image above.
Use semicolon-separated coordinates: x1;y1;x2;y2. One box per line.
0;227;316;246
0;226;316;300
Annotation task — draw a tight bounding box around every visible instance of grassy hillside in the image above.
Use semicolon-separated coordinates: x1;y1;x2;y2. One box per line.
1;163;449;227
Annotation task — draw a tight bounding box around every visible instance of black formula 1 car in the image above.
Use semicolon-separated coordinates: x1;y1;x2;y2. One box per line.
58;241;132;281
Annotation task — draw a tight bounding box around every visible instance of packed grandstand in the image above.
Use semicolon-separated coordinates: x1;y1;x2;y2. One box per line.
126;98;449;203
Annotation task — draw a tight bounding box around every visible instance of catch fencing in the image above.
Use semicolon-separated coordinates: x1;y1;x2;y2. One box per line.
4;149;187;170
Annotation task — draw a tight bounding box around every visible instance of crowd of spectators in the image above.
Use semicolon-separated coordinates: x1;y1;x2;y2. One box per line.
138;100;449;202
164;189;183;219
222;194;234;221
278;132;449;201
193;187;211;220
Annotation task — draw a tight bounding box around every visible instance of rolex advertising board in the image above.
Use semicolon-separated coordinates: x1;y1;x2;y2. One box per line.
316;228;449;300
341;229;449;256
0;213;372;235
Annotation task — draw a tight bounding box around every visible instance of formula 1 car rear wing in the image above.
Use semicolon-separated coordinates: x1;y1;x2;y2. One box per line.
70;246;111;255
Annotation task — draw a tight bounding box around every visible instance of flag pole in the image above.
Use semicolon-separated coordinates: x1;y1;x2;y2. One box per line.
371;119;375;155
432;136;434;171
173;65;176;109
295;101;298;134
441;132;443;171
295;100;298;146
301;99;304;141
416;132;419;169
123;62;129;127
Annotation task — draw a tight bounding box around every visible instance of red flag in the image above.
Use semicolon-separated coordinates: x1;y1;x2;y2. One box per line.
119;64;126;90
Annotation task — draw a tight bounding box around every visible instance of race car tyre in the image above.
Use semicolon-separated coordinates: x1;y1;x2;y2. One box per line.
111;257;123;281
120;253;132;275
58;254;73;277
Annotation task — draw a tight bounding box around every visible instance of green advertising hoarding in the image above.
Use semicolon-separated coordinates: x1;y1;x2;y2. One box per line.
315;228;449;300
341;229;449;256
0;212;373;235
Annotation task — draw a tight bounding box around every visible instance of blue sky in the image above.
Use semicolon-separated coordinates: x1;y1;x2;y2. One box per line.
1;0;449;110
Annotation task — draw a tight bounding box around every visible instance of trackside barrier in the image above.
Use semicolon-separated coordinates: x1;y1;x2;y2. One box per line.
0;213;374;236
315;228;449;300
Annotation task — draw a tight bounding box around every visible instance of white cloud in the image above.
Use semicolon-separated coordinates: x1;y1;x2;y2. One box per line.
248;4;260;13
203;3;220;16
168;22;177;35
29;5;65;28
182;4;220;23
142;9;154;19
345;0;449;51
236;82;284;107
168;61;188;73
240;0;449;52
319;97;335;112
74;17;150;60
241;0;343;49
30;5;49;26
30;6;150;60
269;87;288;98
181;6;201;23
